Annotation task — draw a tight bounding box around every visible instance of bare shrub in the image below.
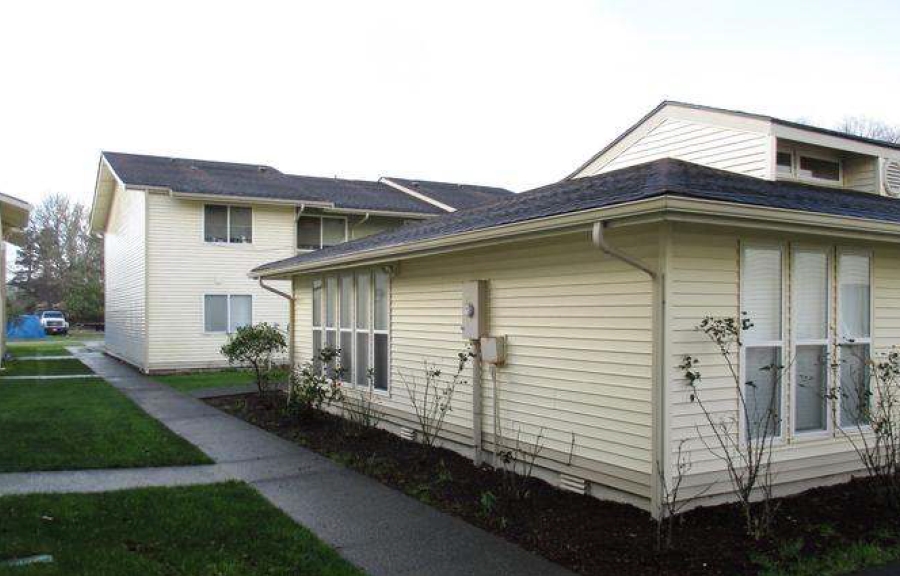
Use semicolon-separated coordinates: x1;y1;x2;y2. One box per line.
680;315;784;539
341;370;384;431
832;346;900;508
496;425;546;500
655;439;710;552
398;349;474;448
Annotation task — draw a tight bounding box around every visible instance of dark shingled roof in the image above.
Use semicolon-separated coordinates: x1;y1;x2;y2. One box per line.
384;177;514;210
254;158;900;274
102;152;445;215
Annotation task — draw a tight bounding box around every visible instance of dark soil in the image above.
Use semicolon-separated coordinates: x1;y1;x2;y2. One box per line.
206;393;900;576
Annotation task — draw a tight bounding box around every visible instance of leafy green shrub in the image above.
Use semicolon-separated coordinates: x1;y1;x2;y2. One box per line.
220;323;287;396
286;347;343;418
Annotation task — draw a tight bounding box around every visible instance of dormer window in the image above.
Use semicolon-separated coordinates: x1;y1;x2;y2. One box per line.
776;147;842;184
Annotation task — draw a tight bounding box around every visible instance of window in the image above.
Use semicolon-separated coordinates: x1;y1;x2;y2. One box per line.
204;294;252;333
741;245;783;440
204;205;252;243
838;252;872;427
799;156;841;182
792;248;829;434
777;151;794;175
297;215;347;250
311;269;390;392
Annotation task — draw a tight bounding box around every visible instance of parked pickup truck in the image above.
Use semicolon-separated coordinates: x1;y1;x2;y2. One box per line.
40;311;69;335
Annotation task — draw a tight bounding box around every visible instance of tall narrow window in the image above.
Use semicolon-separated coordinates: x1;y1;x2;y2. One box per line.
204;205;228;243
325;277;338;377
373;270;390;391
839;252;872;427
355;272;371;387
339;273;354;379
741;245;783;439
792;249;829;433
312;279;323;371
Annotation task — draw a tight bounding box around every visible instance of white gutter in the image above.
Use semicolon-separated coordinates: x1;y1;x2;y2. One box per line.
258;279;296;367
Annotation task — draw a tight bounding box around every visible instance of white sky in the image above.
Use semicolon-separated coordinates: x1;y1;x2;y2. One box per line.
1;0;899;209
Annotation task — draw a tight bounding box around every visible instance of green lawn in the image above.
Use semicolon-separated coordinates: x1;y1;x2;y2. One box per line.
0;482;363;576
7;344;72;358
0;378;211;472
155;369;256;393
1;359;93;378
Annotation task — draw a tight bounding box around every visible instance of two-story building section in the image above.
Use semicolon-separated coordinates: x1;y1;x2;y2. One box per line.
89;152;512;373
569;101;900;196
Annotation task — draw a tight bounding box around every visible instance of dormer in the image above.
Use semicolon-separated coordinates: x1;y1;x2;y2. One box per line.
569;101;900;197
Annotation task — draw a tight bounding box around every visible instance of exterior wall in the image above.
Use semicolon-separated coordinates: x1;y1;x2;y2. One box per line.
843;156;879;193
104;183;148;369
666;222;900;502
581;117;771;179
145;194;294;372
293;227;659;505
350;215;410;240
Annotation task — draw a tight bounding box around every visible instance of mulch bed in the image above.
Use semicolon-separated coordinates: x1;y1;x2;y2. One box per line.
206;392;900;575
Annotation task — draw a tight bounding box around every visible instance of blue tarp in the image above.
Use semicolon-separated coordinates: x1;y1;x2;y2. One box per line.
7;315;46;340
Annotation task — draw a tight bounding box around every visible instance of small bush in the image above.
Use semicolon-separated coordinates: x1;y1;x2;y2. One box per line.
286;347;343;418
220;323;287;396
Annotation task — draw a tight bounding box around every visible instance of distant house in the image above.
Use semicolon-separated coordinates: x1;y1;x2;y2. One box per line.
252;103;900;514
88;152;512;373
0;192;32;366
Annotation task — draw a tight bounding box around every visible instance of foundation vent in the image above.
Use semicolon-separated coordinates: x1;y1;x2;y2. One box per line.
559;473;588;495
399;427;417;442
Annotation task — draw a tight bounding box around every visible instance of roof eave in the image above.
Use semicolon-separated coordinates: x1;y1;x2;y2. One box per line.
253;195;900;279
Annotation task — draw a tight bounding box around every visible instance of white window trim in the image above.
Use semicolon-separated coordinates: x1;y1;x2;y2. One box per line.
203;204;254;245
202;293;253;334
312;270;390;395
789;245;833;440
776;146;843;186
296;214;349;251
739;241;787;443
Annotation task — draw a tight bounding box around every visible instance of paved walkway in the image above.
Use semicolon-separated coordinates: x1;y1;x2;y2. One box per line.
6;349;572;576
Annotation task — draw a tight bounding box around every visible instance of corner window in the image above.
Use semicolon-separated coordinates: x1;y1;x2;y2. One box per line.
799;156;841;182
297;215;347;250
204;294;252;333
204;205;252;243
311;269;390;391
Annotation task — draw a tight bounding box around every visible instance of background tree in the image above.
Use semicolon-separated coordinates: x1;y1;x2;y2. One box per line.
836;116;900;144
8;194;104;323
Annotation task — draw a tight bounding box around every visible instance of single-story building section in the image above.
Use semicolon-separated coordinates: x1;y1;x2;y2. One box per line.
0;192;32;366
253;157;900;514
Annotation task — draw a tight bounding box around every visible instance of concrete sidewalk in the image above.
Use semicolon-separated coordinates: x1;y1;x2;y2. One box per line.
66;349;573;576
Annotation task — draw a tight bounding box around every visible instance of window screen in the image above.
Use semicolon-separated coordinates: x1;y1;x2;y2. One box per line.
204;205;228;243
799;156;840;181
204;295;228;332
776;151;793;175
297;216;321;250
229;207;252;243
322;218;346;247
229;295;252;332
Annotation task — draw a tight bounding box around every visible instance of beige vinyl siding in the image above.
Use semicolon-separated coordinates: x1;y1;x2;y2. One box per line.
585;118;770;179
667;224;900;500
292;227;658;501
146;195;294;371
104;183;148;369
843;156;879;193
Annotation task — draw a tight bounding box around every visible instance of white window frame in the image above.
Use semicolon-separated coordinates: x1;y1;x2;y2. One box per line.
776;146;843;185
296;214;349;251
790;245;833;439
311;269;390;395
835;248;874;431
203;294;253;334
203;204;253;245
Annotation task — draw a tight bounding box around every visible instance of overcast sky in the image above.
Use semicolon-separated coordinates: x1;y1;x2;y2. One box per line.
1;0;899;208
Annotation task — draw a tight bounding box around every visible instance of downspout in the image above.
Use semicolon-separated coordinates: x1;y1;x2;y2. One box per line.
350;212;370;240
592;221;667;519
259;279;296;368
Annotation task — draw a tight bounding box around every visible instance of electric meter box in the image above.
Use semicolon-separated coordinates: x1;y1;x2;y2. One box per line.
461;280;487;340
480;336;507;365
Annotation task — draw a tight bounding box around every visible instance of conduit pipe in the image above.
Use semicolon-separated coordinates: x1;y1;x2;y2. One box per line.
591;220;666;519
258;278;296;367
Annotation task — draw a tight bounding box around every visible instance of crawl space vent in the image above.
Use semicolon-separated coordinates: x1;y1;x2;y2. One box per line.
399;427;417;442
885;160;900;197
559;473;588;495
